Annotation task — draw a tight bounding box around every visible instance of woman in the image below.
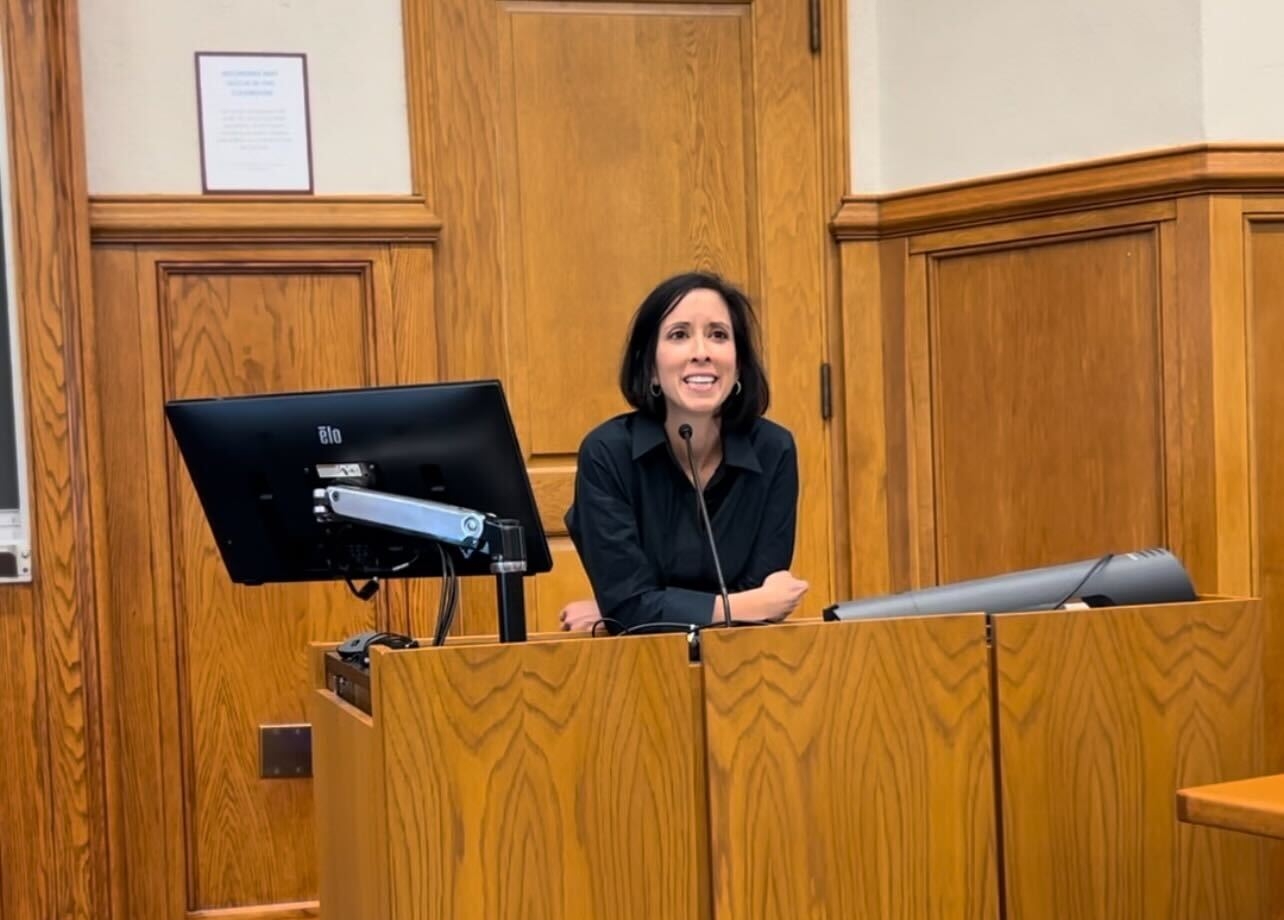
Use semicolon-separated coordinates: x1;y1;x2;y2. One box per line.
560;271;808;633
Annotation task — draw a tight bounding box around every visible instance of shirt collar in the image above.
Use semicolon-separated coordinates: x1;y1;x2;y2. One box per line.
629;413;763;474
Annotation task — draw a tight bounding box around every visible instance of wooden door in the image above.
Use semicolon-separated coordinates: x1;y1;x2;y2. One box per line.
91;243;440;918
419;0;837;631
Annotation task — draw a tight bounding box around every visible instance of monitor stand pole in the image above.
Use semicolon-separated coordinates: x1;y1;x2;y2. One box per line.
489;518;527;643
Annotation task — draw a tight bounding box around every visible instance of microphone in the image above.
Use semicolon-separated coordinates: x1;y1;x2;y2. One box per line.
678;423;733;627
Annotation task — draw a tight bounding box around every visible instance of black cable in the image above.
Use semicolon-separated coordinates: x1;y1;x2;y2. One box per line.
443;552;459;642
1050;553;1114;609
440;551;459;642
620;620;696;637
343;550;420;601
431;543;460;647
589;617;625;637
345;578;380;601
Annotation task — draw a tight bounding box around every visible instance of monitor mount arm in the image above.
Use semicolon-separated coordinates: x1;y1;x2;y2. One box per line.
313;484;528;643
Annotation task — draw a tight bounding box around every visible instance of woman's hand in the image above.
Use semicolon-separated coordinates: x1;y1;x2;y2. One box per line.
756;570;809;620
559;598;602;632
718;571;809;623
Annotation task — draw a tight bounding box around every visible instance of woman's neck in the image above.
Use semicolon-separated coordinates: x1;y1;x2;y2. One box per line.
666;413;720;477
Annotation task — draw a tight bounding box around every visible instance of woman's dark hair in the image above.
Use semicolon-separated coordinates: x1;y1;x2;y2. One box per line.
619;271;770;431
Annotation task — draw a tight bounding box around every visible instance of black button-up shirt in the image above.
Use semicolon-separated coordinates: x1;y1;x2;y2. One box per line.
564;411;798;630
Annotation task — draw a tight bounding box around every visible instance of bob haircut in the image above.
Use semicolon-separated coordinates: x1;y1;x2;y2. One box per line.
619;271;770;431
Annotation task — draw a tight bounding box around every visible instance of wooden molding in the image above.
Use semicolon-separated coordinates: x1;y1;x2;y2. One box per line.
187;900;318;920
89;196;442;244
402;0;434;199
1;0;109;919
832;144;1284;239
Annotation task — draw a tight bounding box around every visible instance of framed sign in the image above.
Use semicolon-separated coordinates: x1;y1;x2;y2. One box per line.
195;51;314;194
0;33;31;582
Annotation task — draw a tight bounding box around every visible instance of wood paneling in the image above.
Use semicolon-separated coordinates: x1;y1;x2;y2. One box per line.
836;180;1284;918
1170;196;1252;596
91;242;438;918
993;599;1267;919
700;617;997;920
837;240;890;595
1246;215;1284;901
90;196;441;245
165;268;380;909
929;230;1166;581
0;1;107;919
377;634;707;920
417;0;838;629
832;144;1284;238
309;691;384;920
1178;773;1284;841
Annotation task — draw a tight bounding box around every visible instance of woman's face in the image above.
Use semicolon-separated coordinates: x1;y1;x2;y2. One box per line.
652;288;738;421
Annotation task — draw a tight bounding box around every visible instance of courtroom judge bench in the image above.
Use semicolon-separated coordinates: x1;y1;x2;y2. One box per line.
310;596;1270;919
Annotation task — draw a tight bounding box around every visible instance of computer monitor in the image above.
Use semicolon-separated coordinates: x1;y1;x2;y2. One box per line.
164;379;552;642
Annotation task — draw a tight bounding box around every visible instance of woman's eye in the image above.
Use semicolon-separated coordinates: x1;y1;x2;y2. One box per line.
712;329;729;340
668;329;687;340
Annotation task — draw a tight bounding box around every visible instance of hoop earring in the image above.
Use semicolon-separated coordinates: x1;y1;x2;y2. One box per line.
734;380;742;395
650;382;662;397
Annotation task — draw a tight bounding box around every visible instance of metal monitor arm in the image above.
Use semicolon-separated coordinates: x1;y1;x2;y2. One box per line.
313;484;527;643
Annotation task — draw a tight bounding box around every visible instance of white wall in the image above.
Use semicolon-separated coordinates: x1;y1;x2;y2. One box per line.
850;0;1205;192
79;0;412;195
1201;0;1284;140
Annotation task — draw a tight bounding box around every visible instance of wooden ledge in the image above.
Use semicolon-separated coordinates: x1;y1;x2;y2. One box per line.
832;143;1284;239
1177;773;1284;841
89;195;442;245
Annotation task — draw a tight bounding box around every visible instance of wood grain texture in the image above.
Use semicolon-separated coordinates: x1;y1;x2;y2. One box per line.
837;179;1281;920
375;634;708;920
700;618;998;920
1244;216;1284;911
0;1;107;919
1178;773;1284;841
89;196;441;244
818;0;852;603
838;239;891;597
422;0;838;627
1170;197;1253;597
993;599;1267;920
309;690;385;920
186;902;319;920
92;245;187;920
831;143;1284;238
162;266;388;910
929;230;1166;582
89;244;440;918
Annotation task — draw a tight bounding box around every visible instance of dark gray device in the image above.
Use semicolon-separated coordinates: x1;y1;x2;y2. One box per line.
823;548;1197;621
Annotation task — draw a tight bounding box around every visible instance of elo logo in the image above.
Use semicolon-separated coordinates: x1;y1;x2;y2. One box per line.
317;425;343;445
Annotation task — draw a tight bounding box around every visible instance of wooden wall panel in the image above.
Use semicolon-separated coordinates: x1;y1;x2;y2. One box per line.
994;600;1267;920
0;1;107;919
164;267;380;909
418;0;839;632
835;170;1284;917
701;617;997;920
90;237;438;919
1245;215;1284;901
928;230;1166;582
496;7;756;634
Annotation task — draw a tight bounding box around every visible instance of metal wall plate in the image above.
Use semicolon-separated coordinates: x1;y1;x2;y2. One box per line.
0;540;30;580
260;723;312;778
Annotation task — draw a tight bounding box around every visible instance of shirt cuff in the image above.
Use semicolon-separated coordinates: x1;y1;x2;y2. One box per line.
660;587;719;626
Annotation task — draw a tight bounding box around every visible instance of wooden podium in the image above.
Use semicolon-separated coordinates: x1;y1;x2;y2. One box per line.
311;598;1267;920
309;632;709;920
700;615;998;919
